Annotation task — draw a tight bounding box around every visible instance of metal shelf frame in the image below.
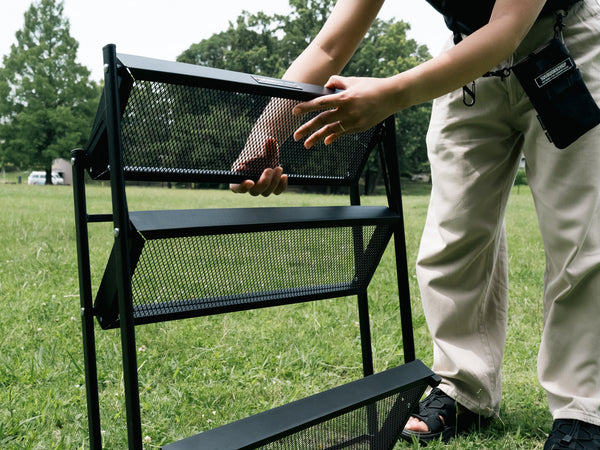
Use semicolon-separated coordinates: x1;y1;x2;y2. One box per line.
72;44;423;450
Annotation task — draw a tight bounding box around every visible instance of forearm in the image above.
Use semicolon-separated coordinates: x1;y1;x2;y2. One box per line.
386;0;546;109
282;42;347;86
282;0;384;85
252;44;342;145
244;0;383;145
388;28;526;108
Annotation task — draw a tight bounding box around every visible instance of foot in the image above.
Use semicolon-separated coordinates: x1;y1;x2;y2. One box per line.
402;388;490;444
544;419;600;449
405;414;441;433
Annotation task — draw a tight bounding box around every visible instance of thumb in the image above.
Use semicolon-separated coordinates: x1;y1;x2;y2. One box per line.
325;75;347;91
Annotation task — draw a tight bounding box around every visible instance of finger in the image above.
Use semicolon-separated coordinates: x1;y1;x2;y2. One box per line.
248;167;282;197
230;179;255;194
272;174;288;195
292;76;347;116
324;75;348;90
264;137;278;161
324;131;343;146
259;167;284;197
302;121;346;149
292;92;341;116
293;109;339;143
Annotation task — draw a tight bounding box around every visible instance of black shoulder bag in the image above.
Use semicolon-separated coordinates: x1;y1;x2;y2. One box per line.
512;24;600;149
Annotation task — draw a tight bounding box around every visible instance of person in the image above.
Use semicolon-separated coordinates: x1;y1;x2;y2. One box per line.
231;0;600;448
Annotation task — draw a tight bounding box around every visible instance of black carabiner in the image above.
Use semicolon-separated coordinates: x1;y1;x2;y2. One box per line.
554;9;568;38
463;82;476;107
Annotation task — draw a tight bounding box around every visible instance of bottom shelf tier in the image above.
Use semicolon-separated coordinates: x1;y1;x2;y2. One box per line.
163;360;439;450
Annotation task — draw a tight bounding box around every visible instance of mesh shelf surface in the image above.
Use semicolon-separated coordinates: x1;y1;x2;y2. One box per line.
163;360;439;450
87;77;380;184
95;207;397;328
255;389;420;450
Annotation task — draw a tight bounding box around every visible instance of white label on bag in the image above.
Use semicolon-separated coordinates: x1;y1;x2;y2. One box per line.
535;58;574;88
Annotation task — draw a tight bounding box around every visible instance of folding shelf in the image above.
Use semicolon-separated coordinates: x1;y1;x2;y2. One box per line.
163;361;436;450
72;44;438;449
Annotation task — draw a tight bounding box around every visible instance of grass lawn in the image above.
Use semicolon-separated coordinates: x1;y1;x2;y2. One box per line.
0;177;549;449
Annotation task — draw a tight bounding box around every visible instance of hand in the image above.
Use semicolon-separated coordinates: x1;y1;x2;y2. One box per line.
230;138;289;196
230;167;288;196
292;75;397;148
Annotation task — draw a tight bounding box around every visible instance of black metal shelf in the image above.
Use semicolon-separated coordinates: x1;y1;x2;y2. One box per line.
129;205;400;237
163;360;439;450
72;43;427;450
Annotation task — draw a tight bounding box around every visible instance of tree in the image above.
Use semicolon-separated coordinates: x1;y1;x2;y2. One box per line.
178;0;433;191
178;12;285;76
0;0;100;182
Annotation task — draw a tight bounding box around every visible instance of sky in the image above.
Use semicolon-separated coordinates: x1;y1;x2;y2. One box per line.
1;1;450;82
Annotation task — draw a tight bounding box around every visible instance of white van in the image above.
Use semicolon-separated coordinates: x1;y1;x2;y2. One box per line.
27;171;65;185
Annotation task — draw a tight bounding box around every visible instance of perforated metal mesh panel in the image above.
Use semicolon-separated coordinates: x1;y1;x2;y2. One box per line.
116;80;379;182
162;362;436;450
257;384;424;450
127;224;392;324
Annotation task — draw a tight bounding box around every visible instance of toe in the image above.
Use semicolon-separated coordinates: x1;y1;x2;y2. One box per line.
405;417;430;432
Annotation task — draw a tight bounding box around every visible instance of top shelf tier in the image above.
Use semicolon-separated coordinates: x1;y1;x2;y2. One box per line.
85;52;387;184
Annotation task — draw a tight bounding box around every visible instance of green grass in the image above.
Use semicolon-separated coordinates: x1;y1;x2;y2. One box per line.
0;180;549;449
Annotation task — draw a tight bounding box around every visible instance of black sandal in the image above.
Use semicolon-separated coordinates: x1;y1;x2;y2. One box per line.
544;419;600;449
401;388;489;444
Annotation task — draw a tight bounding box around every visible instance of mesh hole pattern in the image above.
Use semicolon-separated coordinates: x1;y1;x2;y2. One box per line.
257;382;425;450
120;80;377;181
129;225;391;319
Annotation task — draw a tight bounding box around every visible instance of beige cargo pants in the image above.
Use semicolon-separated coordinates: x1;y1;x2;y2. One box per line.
416;0;600;425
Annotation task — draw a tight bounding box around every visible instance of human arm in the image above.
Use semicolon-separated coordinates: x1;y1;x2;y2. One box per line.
293;0;547;148
230;0;385;195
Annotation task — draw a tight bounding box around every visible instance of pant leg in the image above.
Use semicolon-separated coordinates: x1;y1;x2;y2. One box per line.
416;69;523;417
522;0;600;426
418;0;600;423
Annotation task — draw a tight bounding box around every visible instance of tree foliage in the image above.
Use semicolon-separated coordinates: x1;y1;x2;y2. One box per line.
178;0;433;185
178;12;285;76
0;0;100;180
